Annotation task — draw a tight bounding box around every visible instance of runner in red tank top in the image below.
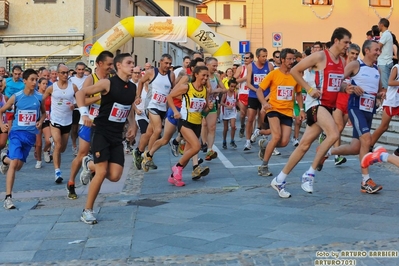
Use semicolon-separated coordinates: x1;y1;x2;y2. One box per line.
270;27;352;198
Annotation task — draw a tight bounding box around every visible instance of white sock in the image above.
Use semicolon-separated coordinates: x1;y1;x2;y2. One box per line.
362;174;370;183
276;172;287;183
335;155;339;159
246;139;250;144
381;152;389;162
326;148;332;156
307;166;316;175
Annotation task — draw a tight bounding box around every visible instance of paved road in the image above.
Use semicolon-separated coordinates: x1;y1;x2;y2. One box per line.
0;124;399;265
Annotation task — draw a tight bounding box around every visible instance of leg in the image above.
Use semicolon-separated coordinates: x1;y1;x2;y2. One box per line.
150;119;176;155
205;112;217;150
222;120;228;144
371;110;391;147
230;118;236;142
147;112;163;151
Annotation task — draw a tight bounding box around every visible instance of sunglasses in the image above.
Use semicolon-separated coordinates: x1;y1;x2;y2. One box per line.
58;71;69;75
244;57;250;59
274;56;280;58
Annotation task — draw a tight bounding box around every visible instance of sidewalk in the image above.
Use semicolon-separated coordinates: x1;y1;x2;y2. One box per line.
0;126;398;265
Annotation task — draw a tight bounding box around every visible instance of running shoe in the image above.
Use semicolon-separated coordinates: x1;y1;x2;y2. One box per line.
361;146;387;168
318;132;326;144
230;141;237;149
72;146;78;156
292;138;299;147
141;152;152;172
239;127;245;138
258;165;272;176
35;161;42;169
361;178;383;194
394;147;399;157
66;183;78;200
250;128;260;143
44;151;52;163
169;139;179;157
147;160;158;170
192;165;210;180
132;149;143;170
271;178;291;198
178;142;185;155
334;156;347;166
222;142;227;149
243;142;252;151
55;170;63;184
81;209;97;224
80;155;93;185
0;150;9;175
272;148;281;156
205;150;218;161
201;143;208;153
3;197;16;209
168;165;185;186
301;172;315;193
315;146;328;171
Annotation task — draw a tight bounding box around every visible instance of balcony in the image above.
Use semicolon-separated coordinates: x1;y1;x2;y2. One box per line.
0;0;9;28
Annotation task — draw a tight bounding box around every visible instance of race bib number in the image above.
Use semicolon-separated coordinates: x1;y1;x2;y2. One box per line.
45;111;50;121
296;92;307;104
359;94;375;112
153;91;167;104
226;99;236;108
89;104;100;120
327;73;344;92
108;103;131;123
253;74;266;86
277;86;294;100
18;110;37;126
189;97;206;112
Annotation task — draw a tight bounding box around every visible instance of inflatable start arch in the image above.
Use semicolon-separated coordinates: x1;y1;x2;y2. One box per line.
89;16;233;71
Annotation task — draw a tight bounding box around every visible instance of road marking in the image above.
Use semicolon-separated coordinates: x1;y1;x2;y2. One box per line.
212;145;358;169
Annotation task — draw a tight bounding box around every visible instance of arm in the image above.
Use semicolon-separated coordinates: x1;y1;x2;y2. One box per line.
246;64;256;92
234;65;246;83
343;61;363;95
388;66;399;86
42;86;53;102
0;95;15;132
257;74;271;107
135;69;153;105
80;74;101;106
220;93;227;108
36;100;47;129
166;83;188;119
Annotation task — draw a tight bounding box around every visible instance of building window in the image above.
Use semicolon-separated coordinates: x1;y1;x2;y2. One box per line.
179;5;189;16
241;5;246;27
134;5;138;16
33;0;57;3
369;0;391;7
105;0;111;12
116;0;121;17
302;0;333;5
223;4;230;19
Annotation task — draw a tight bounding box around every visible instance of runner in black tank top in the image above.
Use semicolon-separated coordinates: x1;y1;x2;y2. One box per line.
76;53;136;225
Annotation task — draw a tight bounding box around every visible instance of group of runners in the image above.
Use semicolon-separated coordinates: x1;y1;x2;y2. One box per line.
2;20;399;225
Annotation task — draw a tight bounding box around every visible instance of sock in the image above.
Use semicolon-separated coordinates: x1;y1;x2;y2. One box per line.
55;168;61;173
326;148;332;156
276;172;287;183
335;155;339;159
380;152;389;162
147;151;152;158
262;160;268;166
307;166;316;175
176;162;183;168
246;139;250;144
137;149;143;155
223;140;226;144
369;146;374;152
193;164;198;170
230;140;235;143
5;194;11;199
362;174;370;183
173;139;179;145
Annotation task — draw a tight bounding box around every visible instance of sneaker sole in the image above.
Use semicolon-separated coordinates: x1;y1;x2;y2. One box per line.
258;172;272;177
55;177;63;184
270;182;291;198
360;186;383;194
168;176;185;187
141;160;149;172
192;167;210;180
301;183;313;193
80;217;98;224
335;158;347;166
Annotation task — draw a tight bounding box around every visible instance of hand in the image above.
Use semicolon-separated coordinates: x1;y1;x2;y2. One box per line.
300;110;306;121
134;97;142;105
309;88;321;99
227;106;233;110
173;111;181;119
378;91;386;100
352;85;364;96
0;124;9;133
126;125;136;139
69;104;75;111
82;115;93;127
36;121;43;129
136;110;142;115
261;102;271;112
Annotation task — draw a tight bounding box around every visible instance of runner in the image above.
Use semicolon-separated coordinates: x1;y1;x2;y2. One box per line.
319;40;384;194
0;69;46;209
270;27;352;198
42;64;79;184
77;53;136;224
0;76;8;150
166;65;212;186
220;78;238;149
3;65;24;129
256;48;304;176
65;51;114;199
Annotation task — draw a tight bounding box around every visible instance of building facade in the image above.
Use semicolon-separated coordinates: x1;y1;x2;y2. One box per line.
247;0;399;53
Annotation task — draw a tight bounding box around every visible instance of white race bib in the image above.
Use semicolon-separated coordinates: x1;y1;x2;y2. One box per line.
18;110;37;126
152;91;167;104
89;104;100;120
359;94;375;112
108;103;131;123
277;86;294;101
45;110;50;121
327;73;344;92
253;74;266;86
189;97;206;112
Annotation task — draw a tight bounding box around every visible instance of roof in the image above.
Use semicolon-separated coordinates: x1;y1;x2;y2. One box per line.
196;13;220;26
137;0;169;16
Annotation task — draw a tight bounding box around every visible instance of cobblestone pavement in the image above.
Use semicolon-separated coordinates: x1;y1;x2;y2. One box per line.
1;126;399;265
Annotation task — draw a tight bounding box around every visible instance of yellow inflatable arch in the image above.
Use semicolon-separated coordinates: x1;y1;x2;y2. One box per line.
88;16;233;71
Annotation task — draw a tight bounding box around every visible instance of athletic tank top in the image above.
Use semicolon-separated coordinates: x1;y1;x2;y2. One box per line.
384;64;399;107
181;83;207;125
348;59;380;113
50;81;75;126
12;90;42;134
135;85;148;122
44;96;51;121
305;50;345;110
147;68;172;111
222;91;237;119
94;75;136;134
209;74;219;102
238;65;248;95
249;62;270;98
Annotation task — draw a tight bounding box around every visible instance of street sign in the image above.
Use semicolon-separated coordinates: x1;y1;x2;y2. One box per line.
83;43;93;57
272;32;282;48
239;40;250;54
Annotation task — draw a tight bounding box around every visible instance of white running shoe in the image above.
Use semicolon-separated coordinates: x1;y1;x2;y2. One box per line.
292;138;299;147
301;172;314;193
4;197;16;209
243;142;252;151
272;148;281;156
35;161;42;169
250;128;260;143
271;178;291;198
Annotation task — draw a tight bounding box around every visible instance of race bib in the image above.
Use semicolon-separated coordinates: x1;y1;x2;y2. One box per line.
253;74;266;86
18;110;37;126
226;99;236;108
296;92;307;104
359;94;375;112
327;73;344;92
108;103;131;123
152;91;167;104
45;110;50;121
277;86;294;100
89;104;100;120
189;97;206;112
